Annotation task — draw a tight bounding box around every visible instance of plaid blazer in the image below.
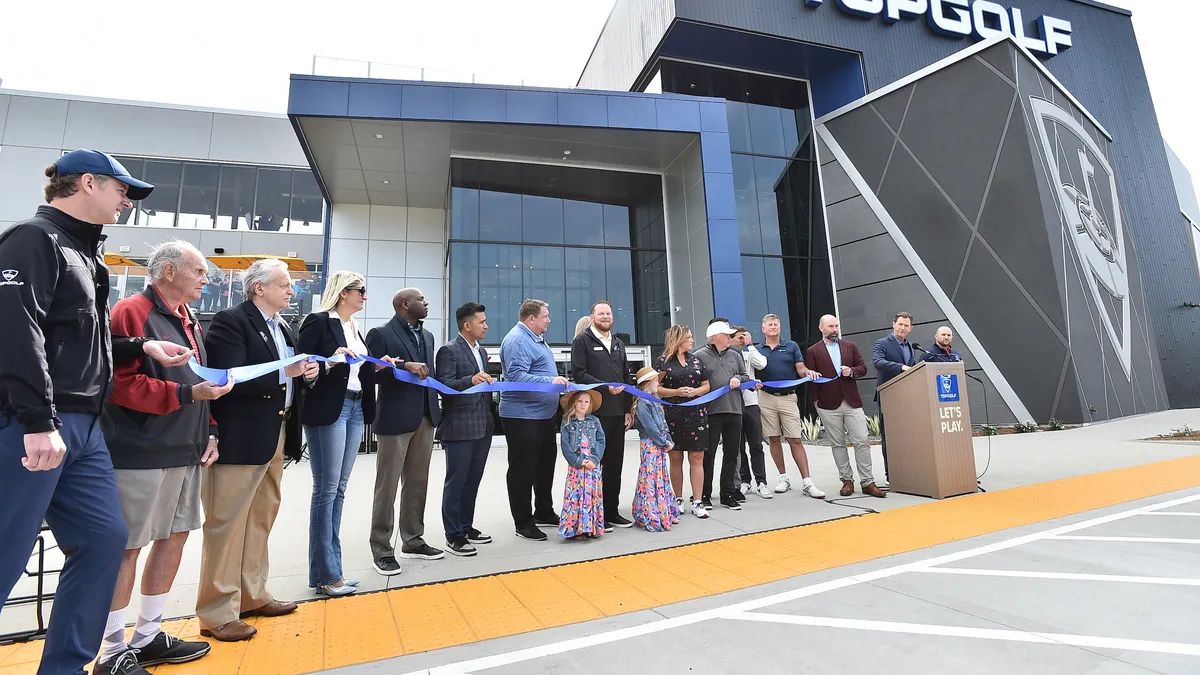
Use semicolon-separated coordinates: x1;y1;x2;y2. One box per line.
434;335;494;442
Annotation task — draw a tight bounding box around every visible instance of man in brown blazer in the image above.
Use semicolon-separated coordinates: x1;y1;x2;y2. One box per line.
804;315;885;498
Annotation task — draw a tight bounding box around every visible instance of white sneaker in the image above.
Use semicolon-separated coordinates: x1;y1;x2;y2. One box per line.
691;502;710;519
739;482;751;495
775;475;792;494
802;479;826;499
756;482;774;499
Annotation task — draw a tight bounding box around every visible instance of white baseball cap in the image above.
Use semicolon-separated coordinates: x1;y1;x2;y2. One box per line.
705;321;737;338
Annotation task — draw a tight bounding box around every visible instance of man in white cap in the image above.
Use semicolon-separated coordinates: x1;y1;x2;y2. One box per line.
694;318;749;511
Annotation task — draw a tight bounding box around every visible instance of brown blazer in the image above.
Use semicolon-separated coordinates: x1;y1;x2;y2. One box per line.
804;339;868;410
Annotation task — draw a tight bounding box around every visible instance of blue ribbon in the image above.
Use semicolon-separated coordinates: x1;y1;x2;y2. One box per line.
188;353;836;408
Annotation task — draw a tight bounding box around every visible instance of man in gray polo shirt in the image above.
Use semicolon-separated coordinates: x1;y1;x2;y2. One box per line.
695;319;749;511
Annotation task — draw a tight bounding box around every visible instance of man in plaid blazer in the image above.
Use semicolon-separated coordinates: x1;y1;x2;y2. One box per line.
434;302;496;557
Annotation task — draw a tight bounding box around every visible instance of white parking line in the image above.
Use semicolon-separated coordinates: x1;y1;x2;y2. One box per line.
725;613;1200;657
1053;535;1200;544
1139;512;1200;517
916;567;1200;586
405;491;1200;675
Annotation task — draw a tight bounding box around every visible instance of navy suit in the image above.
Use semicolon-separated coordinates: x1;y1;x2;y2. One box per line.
871;334;918;480
435;335;495;540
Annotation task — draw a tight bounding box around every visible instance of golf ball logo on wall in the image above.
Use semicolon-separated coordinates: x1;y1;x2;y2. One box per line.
1029;97;1132;380
803;0;1073;56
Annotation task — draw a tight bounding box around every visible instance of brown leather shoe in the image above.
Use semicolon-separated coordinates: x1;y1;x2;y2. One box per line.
200;620;257;642
839;480;854;497
863;482;886;498
240;599;298;618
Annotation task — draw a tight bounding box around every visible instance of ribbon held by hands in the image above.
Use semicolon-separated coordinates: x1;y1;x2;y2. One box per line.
188;353;837;408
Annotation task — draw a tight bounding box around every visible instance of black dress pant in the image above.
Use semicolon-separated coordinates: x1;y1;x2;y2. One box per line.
738;404;767;485
703;413;743;501
597;414;627;519
502;417;557;529
442;436;491;539
878;409;889;480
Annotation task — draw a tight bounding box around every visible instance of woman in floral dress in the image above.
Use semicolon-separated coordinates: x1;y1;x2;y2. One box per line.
630;367;681;531
558;390;606;539
655;325;712;519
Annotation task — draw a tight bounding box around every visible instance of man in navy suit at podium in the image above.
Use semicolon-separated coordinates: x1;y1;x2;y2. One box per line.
872;312;918;482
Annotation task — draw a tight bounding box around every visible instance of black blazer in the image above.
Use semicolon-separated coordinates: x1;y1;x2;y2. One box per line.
434;335;494;442
204;301;305;464
365;316;441;436
297;311;376;427
570;329;632;417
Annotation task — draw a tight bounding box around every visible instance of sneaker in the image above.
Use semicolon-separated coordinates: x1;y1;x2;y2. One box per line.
608;514;634;528
534;512;561;527
676;497;685;509
446;537;478;557
372;556;402;576
775;475;793;493
400;543;445;560
756;482;774;499
95;650;150;675
134;631;210;666
516;524;548;541
603;523;615;533
466;528;493;544
691;502;710;519
733;490;747;503
803;480;826;499
700;497;713;510
739;482;751;495
720;494;743;510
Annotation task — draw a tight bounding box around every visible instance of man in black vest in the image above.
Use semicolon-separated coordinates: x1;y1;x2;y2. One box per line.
366;288;444;575
570;301;634;528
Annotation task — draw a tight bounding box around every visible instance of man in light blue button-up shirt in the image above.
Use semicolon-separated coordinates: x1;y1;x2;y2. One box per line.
499;299;569;541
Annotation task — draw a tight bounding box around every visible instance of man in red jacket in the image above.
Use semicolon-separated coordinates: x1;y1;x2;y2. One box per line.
804;315;885;498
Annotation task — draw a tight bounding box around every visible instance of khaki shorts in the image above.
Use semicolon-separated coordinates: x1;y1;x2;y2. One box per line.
759;392;804;439
115;464;203;549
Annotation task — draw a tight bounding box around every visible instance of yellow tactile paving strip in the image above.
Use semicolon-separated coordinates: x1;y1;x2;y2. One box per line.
4;453;1200;674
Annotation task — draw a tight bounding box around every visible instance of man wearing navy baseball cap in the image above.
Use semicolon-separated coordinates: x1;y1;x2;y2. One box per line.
0;150;192;675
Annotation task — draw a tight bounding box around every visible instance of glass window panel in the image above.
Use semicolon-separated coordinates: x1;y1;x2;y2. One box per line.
563;200;603;246
451;188;479;240
602;205;630;248
478;244;523;342
755;157;787;256
733;154;761;255
564;247;606;337
726;102;752;154
113;156;143;225
806;161;825;259
748;103;786;157
634;251;669;347
523;246;565;344
217;165;255;230
780;108;802;159
177;163;219;229
140;161;181;228
741;256;768;340
764;257;794;343
253;168;292;232
448;243;479;321
290;171;324;233
521;194;563;245
605;250;634;339
479;190;521;242
806;258;835;346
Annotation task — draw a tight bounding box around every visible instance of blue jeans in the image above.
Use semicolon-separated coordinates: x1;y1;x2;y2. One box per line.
0;412;128;675
305;397;364;587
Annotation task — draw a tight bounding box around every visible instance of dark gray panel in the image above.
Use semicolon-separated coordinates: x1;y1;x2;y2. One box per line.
978;44;1016;83
963;371;1019;426
955;242;1069;422
824;108;897;192
974;111;1066;334
897;57;1015;222
875;145;973;291
826;195;885;246
837;275;943;336
819;159;860;205
817;133;834;166
831;233;914;289
1054;360;1084;423
870;85;913;131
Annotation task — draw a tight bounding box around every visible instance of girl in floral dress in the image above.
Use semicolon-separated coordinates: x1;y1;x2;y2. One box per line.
558;390;606;539
630;367;682;531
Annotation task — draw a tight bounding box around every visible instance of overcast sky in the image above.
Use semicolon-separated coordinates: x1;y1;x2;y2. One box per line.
0;0;1193;182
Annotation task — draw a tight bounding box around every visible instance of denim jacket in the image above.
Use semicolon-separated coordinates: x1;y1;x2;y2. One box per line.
634;400;672;448
560;413;606;469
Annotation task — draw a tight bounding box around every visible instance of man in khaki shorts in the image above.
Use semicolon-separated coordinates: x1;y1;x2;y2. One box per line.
95;241;232;675
753;314;825;499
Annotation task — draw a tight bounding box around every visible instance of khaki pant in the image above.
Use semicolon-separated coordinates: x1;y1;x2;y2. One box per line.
816;402;874;486
371;417;434;559
196;423;285;628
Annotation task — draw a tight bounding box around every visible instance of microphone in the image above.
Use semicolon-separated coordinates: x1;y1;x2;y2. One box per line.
910;342;930;354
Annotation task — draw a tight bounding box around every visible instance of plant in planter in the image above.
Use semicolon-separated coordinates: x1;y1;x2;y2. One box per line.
1014;421;1040;433
799;415;824;442
866;414;881;437
1046;418;1065;431
976;424;999;436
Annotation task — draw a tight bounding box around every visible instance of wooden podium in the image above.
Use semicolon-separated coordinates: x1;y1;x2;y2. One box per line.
877;361;977;499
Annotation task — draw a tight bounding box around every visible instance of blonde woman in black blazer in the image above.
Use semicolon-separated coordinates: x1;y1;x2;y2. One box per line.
296;271;375;598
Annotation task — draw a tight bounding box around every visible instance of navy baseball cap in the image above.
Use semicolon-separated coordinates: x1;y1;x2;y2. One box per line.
54;149;154;200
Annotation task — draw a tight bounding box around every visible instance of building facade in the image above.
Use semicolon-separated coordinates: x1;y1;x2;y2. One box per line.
2;0;1197;423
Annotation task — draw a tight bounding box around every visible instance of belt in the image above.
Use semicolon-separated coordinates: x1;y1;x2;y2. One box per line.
345;389;364;401
763;388;796;397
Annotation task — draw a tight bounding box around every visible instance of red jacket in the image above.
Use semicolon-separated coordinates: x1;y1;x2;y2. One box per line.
804;339;868;410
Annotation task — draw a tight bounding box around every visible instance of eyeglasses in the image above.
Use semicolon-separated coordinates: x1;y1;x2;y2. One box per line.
347;286;367;295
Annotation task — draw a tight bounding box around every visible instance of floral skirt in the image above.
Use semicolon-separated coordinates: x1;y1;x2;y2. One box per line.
632;438;681;532
560;465;605;539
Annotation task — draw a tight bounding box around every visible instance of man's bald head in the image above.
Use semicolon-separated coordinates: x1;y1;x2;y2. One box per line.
819;314;840;342
935;325;954;348
393;287;429;321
